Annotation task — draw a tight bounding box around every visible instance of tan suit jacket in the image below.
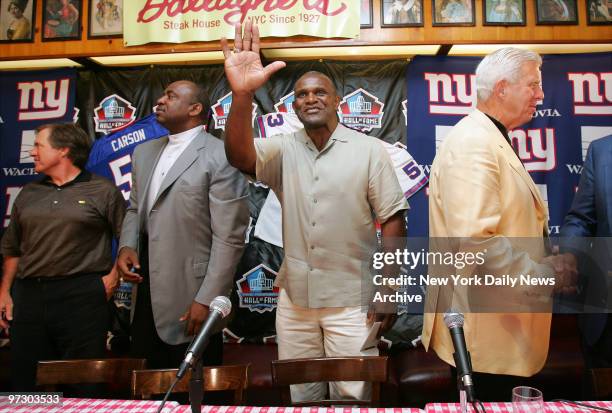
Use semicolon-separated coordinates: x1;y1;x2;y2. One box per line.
422;109;552;377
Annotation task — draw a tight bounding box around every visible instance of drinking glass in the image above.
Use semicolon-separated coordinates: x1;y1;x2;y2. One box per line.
512;386;544;413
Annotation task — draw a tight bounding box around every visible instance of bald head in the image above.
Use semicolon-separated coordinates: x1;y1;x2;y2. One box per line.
155;80;210;134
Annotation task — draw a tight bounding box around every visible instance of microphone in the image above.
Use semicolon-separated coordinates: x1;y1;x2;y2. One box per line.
177;296;232;379
443;311;476;403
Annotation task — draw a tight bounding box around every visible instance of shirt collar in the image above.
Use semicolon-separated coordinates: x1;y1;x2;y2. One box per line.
168;125;202;146
485;113;509;140
41;170;91;187
296;123;350;147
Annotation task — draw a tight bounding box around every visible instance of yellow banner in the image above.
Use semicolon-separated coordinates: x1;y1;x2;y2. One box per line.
124;1;359;47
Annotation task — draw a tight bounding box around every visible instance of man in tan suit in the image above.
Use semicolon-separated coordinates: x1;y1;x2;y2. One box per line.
422;48;575;383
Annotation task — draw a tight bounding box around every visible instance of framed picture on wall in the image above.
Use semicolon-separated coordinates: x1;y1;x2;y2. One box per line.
381;0;424;27
586;0;612;25
0;0;36;42
536;0;578;24
432;0;475;26
42;0;82;41
483;0;526;25
361;0;373;28
89;0;123;38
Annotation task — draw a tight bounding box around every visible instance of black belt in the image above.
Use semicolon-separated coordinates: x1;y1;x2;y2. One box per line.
19;271;107;283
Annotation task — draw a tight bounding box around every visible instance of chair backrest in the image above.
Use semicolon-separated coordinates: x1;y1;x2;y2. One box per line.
131;364;249;404
589;368;612;399
271;356;388;406
36;358;147;397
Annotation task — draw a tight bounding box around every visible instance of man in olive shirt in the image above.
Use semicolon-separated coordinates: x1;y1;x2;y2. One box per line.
222;23;408;402
0;123;125;390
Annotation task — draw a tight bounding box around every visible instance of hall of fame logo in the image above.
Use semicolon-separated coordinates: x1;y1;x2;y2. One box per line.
235;264;279;313
274;92;295;113
94;94;136;134
337;89;384;132
211;92;258;130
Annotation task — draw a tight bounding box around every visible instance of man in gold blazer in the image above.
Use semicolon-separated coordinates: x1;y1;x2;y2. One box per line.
422;48;574;379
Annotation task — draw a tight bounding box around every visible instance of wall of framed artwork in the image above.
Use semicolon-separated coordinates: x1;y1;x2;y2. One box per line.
587;0;612;25
381;0;424;27
0;0;36;42
432;0;475;26
88;0;122;38
42;0;82;41
483;0;526;26
361;0;373;28
0;0;610;62
536;0;578;24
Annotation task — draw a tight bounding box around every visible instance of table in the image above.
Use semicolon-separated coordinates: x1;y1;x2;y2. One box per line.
425;401;612;413
172;407;424;413
0;398;179;413
0;400;424;413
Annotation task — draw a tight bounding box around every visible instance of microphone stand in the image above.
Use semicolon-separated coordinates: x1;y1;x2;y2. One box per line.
189;357;204;413
458;381;468;413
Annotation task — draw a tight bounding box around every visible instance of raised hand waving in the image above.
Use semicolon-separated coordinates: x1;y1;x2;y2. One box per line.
221;21;286;96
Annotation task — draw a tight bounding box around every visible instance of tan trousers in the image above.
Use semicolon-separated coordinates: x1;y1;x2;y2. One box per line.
275;288;378;403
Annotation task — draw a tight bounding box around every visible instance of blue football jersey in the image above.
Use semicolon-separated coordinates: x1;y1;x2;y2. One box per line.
86;114;168;201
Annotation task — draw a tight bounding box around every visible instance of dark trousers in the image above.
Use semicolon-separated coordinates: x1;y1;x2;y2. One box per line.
10;273;109;391
582;316;612;368
130;247;222;370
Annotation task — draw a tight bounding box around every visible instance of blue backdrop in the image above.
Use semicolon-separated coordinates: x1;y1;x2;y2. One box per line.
406;52;612;237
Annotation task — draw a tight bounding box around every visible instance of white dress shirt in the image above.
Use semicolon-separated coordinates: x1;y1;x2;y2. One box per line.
147;125;202;212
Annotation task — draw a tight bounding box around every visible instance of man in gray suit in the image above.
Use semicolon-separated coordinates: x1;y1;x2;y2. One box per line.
117;80;249;368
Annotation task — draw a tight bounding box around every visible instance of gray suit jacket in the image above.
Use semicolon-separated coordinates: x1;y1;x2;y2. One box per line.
119;129;249;345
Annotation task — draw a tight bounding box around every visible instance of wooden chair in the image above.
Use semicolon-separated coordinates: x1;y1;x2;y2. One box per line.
271;356;388;407
131;364;249;404
36;358;147;398
589;368;612;399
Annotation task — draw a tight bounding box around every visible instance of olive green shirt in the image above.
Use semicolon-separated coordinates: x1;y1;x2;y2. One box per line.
255;124;408;308
1;172;125;278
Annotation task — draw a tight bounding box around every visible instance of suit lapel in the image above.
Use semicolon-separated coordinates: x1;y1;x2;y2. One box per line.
149;131;208;209
139;137;167;217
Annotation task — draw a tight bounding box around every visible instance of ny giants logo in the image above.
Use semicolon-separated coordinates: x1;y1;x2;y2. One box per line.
434;125;557;173
510;128;556;172
17;79;71;121
424;73;476;116
567;72;612;115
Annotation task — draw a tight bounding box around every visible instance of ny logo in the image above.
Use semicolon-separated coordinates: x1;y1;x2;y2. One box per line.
567;72;612;115
424;73;476;115
17;79;71;121
510;128;557;172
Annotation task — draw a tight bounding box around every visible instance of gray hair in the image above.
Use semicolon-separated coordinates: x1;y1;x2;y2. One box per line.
475;47;542;101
